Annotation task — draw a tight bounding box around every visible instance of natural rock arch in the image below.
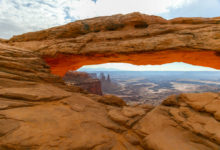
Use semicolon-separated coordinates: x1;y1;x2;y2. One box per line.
43;50;220;76
1;13;220;150
5;12;220;76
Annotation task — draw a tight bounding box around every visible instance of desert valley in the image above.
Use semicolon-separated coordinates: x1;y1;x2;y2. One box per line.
64;71;220;105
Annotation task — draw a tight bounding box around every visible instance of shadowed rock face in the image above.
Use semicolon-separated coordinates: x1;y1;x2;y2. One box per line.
1;13;220;150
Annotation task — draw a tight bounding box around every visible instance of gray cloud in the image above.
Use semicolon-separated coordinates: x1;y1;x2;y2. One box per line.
0;0;71;38
0;19;26;39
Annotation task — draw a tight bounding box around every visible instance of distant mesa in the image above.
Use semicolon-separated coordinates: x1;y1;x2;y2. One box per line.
63;71;102;95
63;71;120;97
98;72;120;94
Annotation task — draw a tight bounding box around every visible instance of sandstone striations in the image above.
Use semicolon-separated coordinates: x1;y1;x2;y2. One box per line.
134;92;220;150
1;13;220;150
0;43;147;150
1;42;220;150
7;12;220;56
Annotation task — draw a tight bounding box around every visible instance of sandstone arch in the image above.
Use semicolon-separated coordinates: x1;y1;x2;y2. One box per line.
43;50;220;76
4;12;220;76
1;13;220;150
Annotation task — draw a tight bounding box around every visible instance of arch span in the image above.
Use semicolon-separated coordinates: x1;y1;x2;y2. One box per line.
44;50;220;76
6;13;220;76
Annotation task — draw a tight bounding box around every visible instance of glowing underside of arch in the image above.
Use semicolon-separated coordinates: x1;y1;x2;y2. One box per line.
44;50;220;76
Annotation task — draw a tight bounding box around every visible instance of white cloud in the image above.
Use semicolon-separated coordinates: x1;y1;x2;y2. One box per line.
78;62;219;71
68;0;196;19
0;0;76;38
1;0;220;39
0;0;195;38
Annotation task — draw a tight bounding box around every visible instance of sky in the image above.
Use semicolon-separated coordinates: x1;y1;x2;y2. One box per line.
0;0;220;39
78;62;219;71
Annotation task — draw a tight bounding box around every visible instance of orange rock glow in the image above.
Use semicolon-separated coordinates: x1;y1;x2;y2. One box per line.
43;50;220;76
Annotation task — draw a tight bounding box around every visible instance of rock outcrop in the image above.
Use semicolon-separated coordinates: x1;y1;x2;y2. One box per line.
63;71;103;95
0;43;147;150
134;92;220;150
1;12;220;150
0;38;6;43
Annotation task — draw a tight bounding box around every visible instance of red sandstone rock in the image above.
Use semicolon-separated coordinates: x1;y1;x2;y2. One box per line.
4;12;220;76
45;50;220;76
7;12;220;58
134;93;220;150
0;43;144;150
96;94;127;107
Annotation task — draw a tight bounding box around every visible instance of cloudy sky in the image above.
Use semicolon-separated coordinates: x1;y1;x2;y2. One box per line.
0;0;220;39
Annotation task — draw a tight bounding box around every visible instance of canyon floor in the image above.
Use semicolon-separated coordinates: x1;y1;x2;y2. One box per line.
93;71;220;105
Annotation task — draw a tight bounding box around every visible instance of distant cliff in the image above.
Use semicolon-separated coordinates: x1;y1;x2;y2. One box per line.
63;71;102;95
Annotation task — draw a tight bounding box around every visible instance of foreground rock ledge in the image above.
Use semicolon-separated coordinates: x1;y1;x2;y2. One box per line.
1;44;220;149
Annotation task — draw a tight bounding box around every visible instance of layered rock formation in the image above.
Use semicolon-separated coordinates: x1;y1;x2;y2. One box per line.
63;71;102;95
4;12;220;76
0;43;148;150
134;92;220;150
1;12;220;150
7;12;220;55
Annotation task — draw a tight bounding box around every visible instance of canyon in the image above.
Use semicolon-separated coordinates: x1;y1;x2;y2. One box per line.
0;12;220;150
88;71;220;105
63;71;103;95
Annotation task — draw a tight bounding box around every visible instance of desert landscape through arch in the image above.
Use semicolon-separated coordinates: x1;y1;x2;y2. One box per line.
44;49;220;76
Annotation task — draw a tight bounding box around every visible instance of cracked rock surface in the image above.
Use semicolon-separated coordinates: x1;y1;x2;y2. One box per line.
134;93;220;150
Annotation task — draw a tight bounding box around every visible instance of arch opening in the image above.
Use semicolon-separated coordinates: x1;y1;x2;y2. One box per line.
43;50;220;105
44;50;220;77
73;62;220;105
